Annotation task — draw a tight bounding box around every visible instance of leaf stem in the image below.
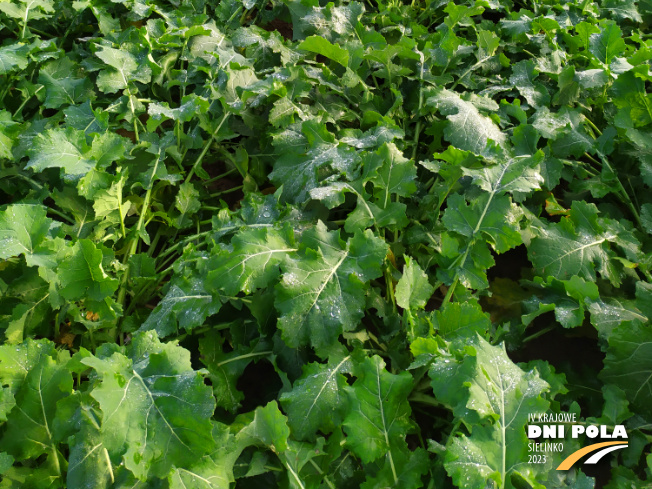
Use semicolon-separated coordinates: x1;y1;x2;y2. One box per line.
451;56;491;91
209;185;243;199
597;153;642;227
411;50;425;161
185;112;230;184
13;86;43;117
308;459;336;489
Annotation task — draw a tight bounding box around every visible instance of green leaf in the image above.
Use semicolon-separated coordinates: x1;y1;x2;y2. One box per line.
57;240;118;301
432;301;491;343
575;69;608;89
396;257;433;311
601;0;642;22
589;21;626;65
82;331;216;480
92;172;128;235
601;321;652;417
168;423;239;489
443;193;522;254
462;153;544;195
207;226;296;296
554;65;580;106
38;57;93;109
269;121;360;204
610;71;652;128
298;35;349;67
343;355;414;463
0;452;13;474
200;332;271;413
427;89;506;154
66;401;114;489
510;60;550;109
238;401;290;452
0;0;53;22
0;110;18;159
366;142;417;205
279;353;353;441
0;339;58;425
95;46;151;93
0;43;29;75
275;222;387;354
174;182;201;228
431;337;551;489
360;448;429;489
522;275;599;329
0;343;71;462
528;201;625;285
0;204;54;266
140;274;221;338
26;127;94;176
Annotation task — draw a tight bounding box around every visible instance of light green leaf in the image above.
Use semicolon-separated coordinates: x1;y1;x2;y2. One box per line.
298;35;349;67
269;121;360;204
238;401;290;452
0;0;54;21
82;331;216;480
431;337;551;489
57;240;118;301
38;57;93;109
93;172;128;223
207;226;296;296
66;404;113;489
575;69;608;89
366;142;417;205
0;204;54;265
432;301;491;343
0;344;71;462
343;355;414;463
443;193;522;254
275;222;387;353
396;257;433;311
528;201;624;285
462;153;544;195
589;21;626;65
510;60;550;108
174;182;201;228
427;89;506;154
0;43;29;75
168;423;239;489
279;353;353;440
95;46;151;93
140;276;221;338
0;339;59;424
26;127;93;176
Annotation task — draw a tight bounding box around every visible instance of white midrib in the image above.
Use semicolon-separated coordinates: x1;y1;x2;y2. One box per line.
307;250;348;314
301;355;351;427
377;362;398;484
225;247;298;276
132;370;192;451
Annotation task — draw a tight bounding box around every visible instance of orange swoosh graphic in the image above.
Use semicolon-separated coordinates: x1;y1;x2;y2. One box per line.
556;441;628;470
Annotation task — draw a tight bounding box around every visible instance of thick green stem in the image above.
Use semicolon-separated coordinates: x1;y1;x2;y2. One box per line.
116;156;162;332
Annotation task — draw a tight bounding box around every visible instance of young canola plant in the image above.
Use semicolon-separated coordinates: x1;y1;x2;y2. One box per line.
0;0;651;488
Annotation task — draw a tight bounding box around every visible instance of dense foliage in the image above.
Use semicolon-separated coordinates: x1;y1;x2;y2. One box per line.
1;0;652;487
